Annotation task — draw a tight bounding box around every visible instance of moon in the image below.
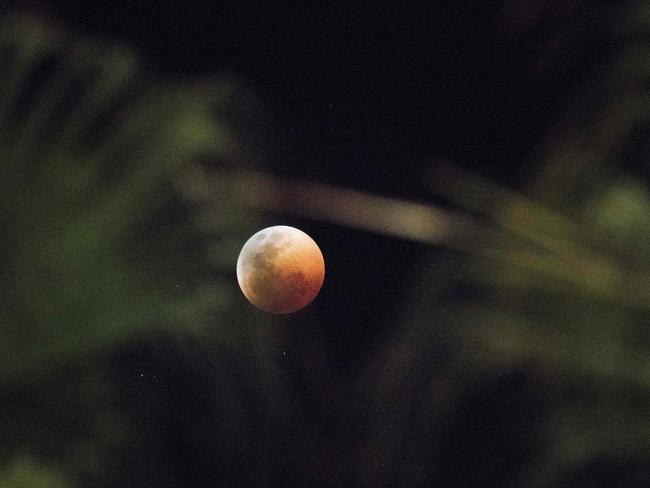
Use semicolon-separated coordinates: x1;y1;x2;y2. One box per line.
236;225;325;314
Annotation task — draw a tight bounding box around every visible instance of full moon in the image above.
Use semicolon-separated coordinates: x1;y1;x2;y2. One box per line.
236;226;325;314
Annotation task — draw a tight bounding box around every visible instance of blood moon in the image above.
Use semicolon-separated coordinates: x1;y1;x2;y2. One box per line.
236;226;325;314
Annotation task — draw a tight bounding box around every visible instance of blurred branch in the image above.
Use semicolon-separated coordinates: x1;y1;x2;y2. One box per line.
178;165;471;245
424;160;650;310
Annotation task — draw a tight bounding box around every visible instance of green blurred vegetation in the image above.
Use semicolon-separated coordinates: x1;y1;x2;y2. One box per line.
0;455;71;488
0;11;274;487
0;12;269;376
366;2;650;484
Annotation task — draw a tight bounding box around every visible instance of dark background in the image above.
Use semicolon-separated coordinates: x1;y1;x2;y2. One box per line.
50;0;596;189
48;0;608;360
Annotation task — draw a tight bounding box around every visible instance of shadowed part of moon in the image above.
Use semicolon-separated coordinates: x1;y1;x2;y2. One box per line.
237;226;325;314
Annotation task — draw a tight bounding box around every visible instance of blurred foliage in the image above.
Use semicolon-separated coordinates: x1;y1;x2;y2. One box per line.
0;455;71;488
0;10;274;487
0;9;275;372
366;2;650;486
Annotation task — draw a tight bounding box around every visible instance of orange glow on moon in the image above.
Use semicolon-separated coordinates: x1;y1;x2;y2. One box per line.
236;226;325;314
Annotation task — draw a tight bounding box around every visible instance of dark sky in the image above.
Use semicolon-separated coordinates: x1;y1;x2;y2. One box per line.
47;0;586;195
37;0;604;362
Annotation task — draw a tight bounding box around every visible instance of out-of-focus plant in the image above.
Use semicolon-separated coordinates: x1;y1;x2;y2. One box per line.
0;11;267;378
0;455;71;488
0;11;273;486
361;2;650;486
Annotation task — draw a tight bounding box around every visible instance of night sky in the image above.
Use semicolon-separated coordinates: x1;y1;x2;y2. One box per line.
50;0;591;191
38;0;609;364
